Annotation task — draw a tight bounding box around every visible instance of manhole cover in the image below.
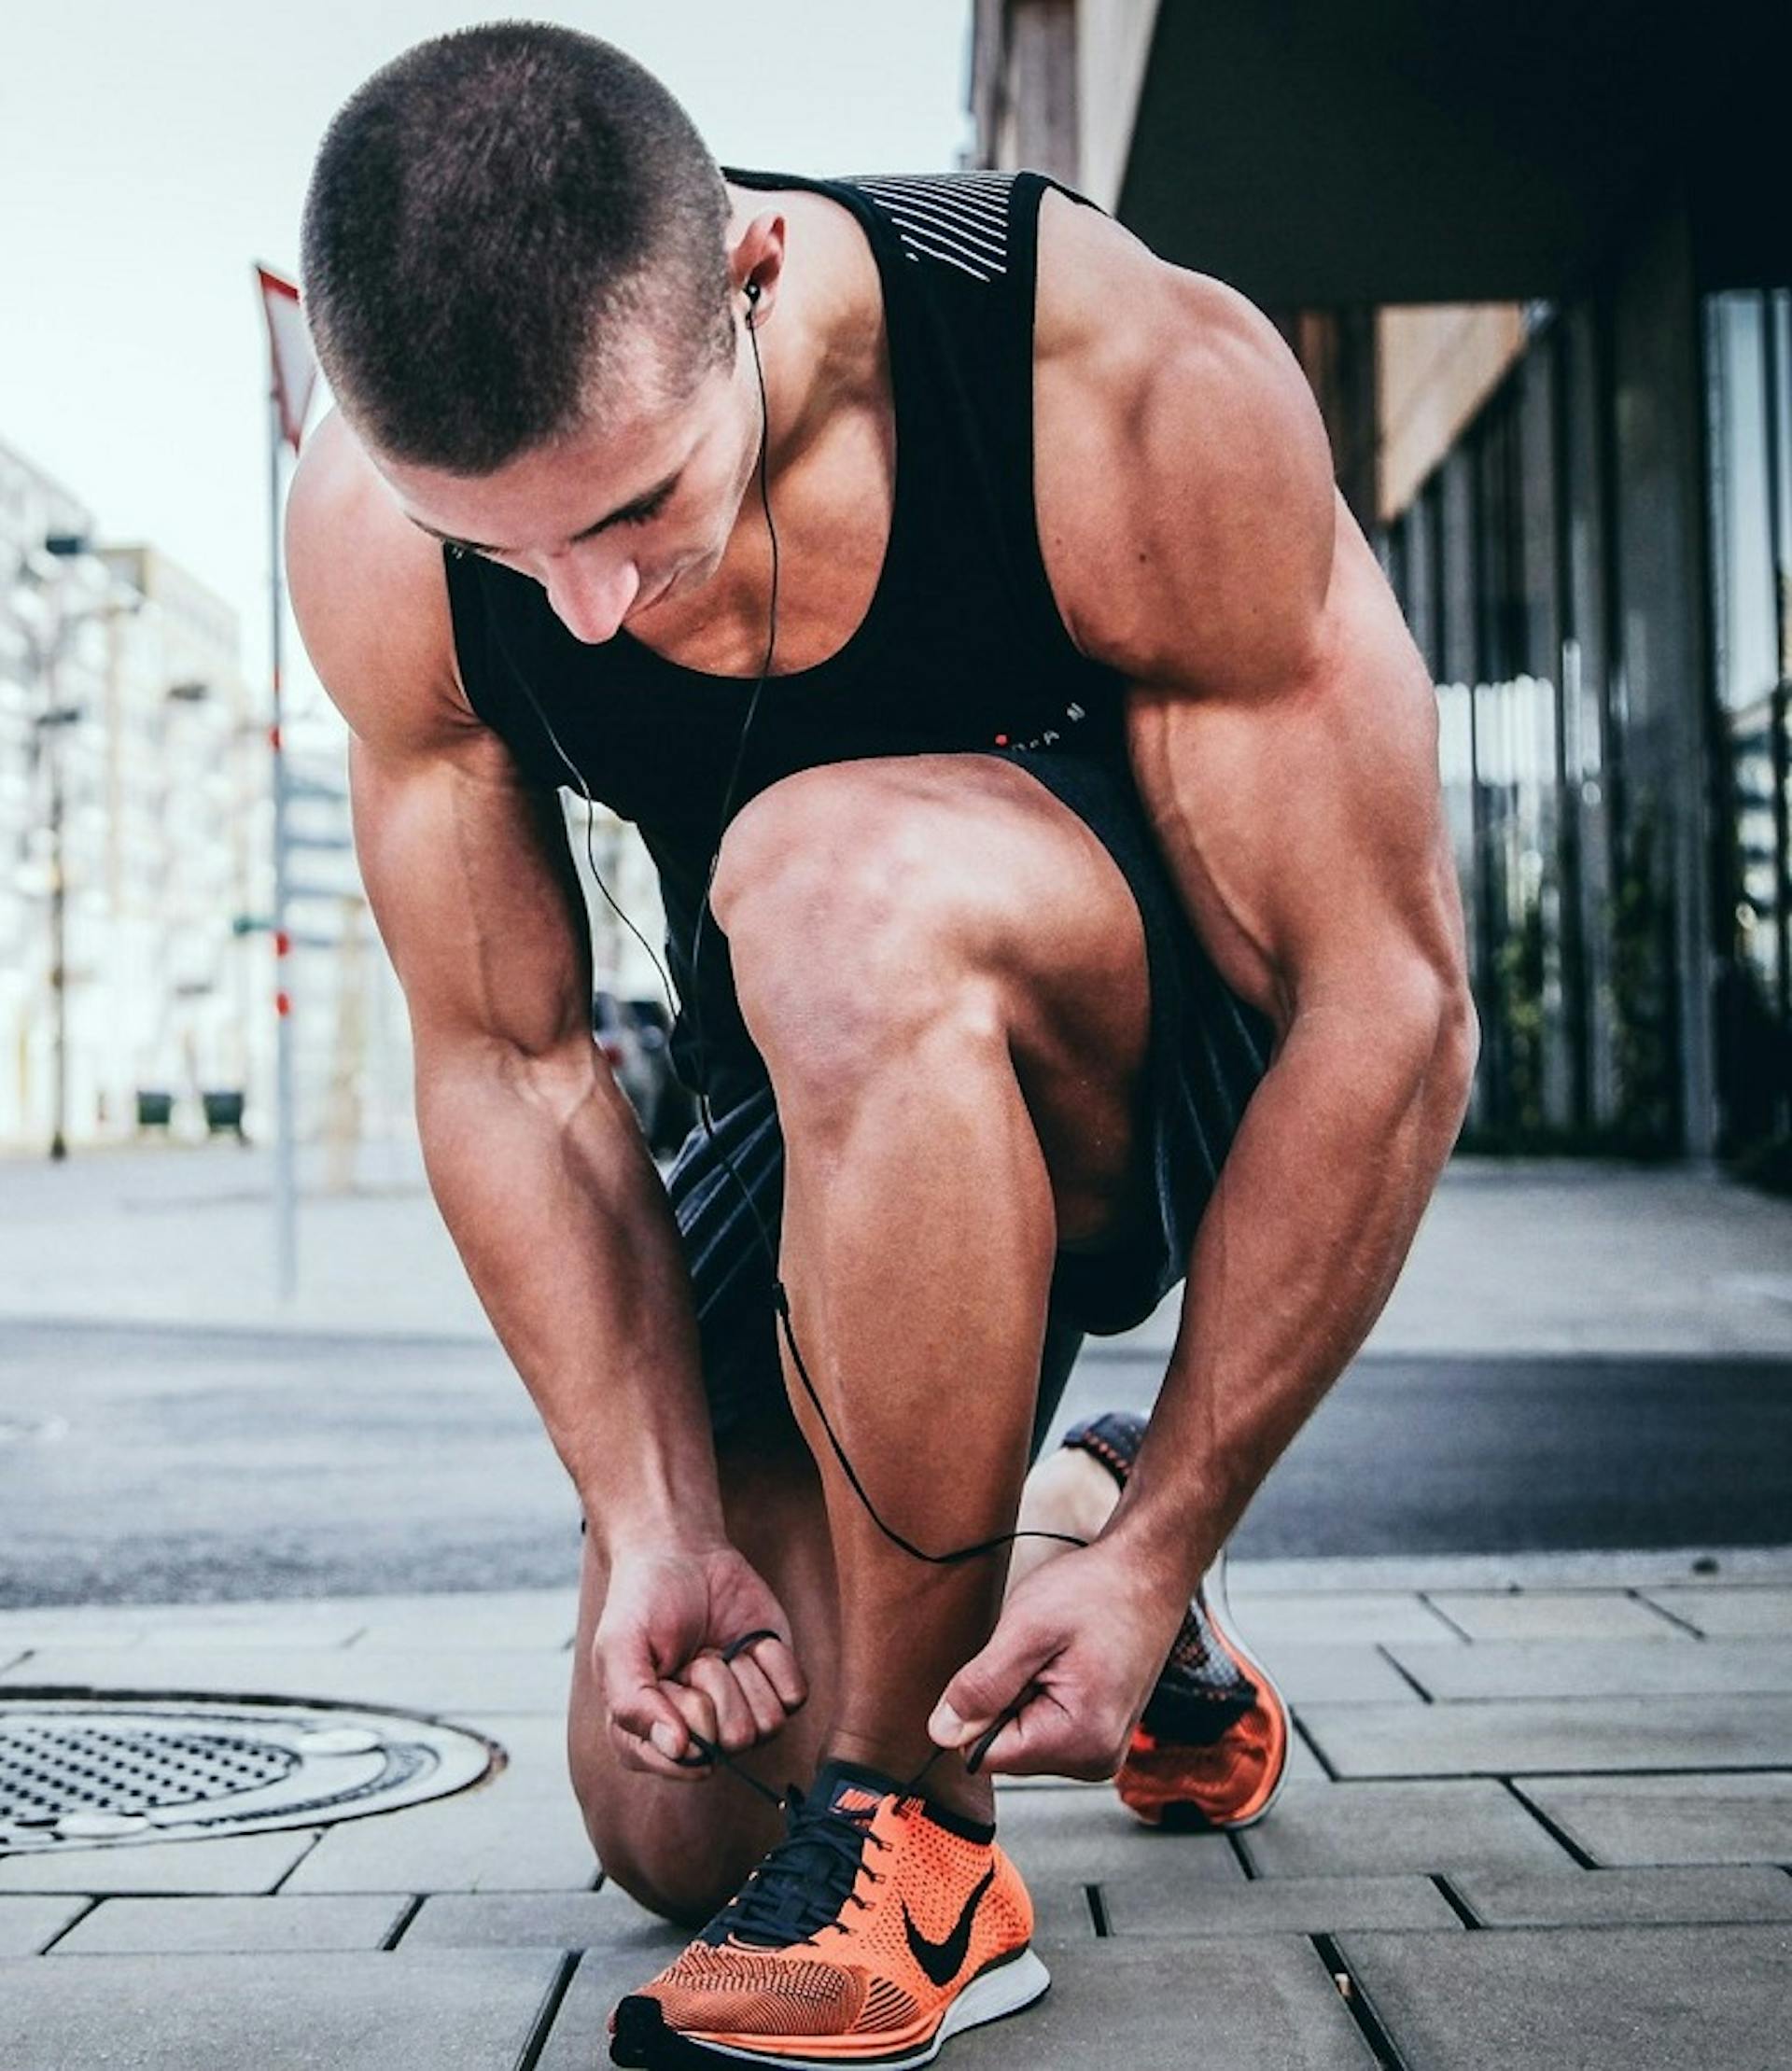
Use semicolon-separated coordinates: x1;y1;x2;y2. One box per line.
0;1696;497;1853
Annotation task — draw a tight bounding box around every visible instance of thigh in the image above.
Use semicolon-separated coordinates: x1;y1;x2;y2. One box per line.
712;751;1156;1246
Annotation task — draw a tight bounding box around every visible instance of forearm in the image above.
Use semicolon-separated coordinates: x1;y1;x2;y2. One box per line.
1107;990;1476;1591
416;1033;723;1554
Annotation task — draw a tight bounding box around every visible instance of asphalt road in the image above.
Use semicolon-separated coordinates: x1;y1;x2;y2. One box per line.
1;1319;1787;1605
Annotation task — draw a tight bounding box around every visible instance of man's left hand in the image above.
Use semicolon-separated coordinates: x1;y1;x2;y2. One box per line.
926;1537;1190;1779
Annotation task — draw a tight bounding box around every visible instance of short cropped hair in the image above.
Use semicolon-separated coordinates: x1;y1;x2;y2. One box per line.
300;23;735;472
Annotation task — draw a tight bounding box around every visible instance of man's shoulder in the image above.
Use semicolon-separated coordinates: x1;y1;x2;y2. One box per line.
287;411;468;751
1031;188;1335;688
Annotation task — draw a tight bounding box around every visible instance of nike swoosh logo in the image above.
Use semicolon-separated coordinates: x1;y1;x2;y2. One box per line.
903;1863;996;1989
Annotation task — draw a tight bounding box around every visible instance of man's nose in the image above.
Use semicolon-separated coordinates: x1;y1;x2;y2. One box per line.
544;551;640;644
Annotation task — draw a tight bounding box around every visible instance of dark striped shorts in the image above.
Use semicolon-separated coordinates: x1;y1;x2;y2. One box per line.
665;747;1274;1462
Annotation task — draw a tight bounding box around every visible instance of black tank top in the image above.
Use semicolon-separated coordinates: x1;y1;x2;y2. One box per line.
444;165;1131;1099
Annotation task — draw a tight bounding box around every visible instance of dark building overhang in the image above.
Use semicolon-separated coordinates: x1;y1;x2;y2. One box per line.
1117;0;1792;307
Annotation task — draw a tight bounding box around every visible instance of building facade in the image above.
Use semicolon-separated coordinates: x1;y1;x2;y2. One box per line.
973;0;1791;1176
0;441;281;1151
0;438;276;1152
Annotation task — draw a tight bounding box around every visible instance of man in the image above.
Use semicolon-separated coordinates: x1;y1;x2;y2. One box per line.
288;23;1475;2069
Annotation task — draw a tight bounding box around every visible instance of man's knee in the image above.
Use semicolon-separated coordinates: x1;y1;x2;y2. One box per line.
709;767;1007;1111
592;1828;755;1929
567;1736;767;1927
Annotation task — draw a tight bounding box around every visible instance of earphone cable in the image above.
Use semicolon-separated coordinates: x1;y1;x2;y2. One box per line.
512;293;1088;1585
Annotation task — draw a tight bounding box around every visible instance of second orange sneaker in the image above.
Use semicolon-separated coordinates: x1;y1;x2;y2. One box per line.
609;1759;1048;2068
1059;1411;1290;1831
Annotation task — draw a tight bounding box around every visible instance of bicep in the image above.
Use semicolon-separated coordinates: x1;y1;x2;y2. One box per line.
1126;505;1467;1037
349;728;594;1063
284;424;596;1066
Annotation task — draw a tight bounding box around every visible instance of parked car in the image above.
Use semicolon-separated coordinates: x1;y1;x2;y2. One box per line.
626;997;696;1156
593;992;695;1157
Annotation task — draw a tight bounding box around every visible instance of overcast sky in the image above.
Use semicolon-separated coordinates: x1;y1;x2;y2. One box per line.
0;3;973;701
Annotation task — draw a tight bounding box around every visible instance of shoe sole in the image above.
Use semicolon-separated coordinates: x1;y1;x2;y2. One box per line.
1120;1546;1292;1833
609;1946;1051;2069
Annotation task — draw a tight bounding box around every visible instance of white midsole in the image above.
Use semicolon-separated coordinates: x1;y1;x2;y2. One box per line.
681;1948;1052;2070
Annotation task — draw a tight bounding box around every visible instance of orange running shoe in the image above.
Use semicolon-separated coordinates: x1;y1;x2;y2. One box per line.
609;1759;1048;2068
1060;1411;1290;1831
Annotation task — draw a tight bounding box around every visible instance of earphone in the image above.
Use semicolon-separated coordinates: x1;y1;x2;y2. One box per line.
513;277;1089;1588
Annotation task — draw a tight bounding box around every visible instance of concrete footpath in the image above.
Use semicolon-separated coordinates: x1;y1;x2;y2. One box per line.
3;1138;1791;1356
1;1147;1789;2063
2;1551;1790;2069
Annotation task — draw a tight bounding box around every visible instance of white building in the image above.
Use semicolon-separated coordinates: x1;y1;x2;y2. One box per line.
0;436;273;1152
1;427;672;1163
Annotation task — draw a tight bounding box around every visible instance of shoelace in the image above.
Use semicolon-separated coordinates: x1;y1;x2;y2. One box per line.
705;1780;894;1948
672;1630;1024;1809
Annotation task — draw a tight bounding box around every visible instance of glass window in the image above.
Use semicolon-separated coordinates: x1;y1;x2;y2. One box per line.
1707;294;1778;713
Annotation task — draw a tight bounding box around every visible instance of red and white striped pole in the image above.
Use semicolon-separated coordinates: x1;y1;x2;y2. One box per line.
268;383;298;1300
256;264;315;1300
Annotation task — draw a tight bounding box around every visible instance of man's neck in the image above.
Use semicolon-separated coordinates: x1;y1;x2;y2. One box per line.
724;178;886;496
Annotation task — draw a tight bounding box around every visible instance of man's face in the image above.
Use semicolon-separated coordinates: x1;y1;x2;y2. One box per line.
372;334;757;646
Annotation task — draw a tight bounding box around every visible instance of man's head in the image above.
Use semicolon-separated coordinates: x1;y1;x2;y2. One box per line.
301;21;735;470
301;23;781;642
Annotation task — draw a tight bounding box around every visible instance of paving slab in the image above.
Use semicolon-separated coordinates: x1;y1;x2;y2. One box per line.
1421;1589;1690;1642
536;1933;722;2071
955;1938;1377;2069
1241;1641;1422;1704
133;1618;374;1651
539;1938;1379;2071
0;1626;145;1653
1215;1593;1463;1648
0;1895;90;1955
1228;1547;1792;1593
1101;1869;1461;1936
1385;1636;1792;1701
0;1591;576;1652
0;1947;565;2071
1449;1863;1792;1926
0;1602;352;1646
1238;1781;1578;1879
1639;1585;1792;1638
0;1827;324;1896
0;1644;571;1715
1283;1726;1332;1783
283;1715;595;1894
339;1591;580;1652
1337;1923;1792;2071
990;1784;1245;1884
1513;1770;1792;1866
1300;1693;1792;1775
402;1887;635;1949
52;1893;412;1954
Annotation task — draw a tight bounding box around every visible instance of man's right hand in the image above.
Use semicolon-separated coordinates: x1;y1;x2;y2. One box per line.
594;1540;809;1780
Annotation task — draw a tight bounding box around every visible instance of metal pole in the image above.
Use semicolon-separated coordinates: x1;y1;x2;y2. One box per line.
269;385;298;1298
45;613;68;1164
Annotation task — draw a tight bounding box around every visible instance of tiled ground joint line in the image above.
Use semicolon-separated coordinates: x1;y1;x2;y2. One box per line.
515;1951;581;2071
1309;1931;1411;2070
1500;1777;1599;1868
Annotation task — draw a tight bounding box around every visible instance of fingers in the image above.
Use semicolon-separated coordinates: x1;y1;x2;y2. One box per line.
602;1643;802;1780
927;1597;1140;1780
962;1687;1130;1781
725;1649;792;1743
682;1652;759;1756
729;1631;807;1714
608;1680;721;1781
929;1612;1058;1751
